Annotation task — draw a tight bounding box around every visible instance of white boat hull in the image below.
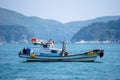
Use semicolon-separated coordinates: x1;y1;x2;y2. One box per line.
19;50;103;62
26;56;97;62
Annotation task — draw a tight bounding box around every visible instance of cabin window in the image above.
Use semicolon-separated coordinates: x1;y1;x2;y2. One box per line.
43;44;50;48
51;50;57;53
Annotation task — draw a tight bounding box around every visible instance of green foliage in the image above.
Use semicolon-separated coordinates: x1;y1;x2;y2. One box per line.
0;8;120;42
71;19;120;42
0;25;33;42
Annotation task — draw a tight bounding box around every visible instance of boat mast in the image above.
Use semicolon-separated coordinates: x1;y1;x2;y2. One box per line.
62;40;66;53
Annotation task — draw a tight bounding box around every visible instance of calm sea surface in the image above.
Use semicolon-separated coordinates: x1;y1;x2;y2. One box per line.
0;43;120;80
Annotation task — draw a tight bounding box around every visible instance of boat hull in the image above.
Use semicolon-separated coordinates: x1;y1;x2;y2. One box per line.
19;51;102;62
26;56;97;62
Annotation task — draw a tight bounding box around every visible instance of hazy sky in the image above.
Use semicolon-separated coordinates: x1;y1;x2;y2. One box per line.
0;0;120;23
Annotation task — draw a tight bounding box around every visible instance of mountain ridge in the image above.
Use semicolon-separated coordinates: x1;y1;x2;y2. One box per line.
0;7;120;43
71;19;120;43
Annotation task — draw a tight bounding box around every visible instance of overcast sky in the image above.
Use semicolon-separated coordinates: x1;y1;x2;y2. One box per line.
0;0;120;23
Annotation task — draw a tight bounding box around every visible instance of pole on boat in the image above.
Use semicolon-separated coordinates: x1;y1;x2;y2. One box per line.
61;39;66;54
62;41;65;51
61;39;69;56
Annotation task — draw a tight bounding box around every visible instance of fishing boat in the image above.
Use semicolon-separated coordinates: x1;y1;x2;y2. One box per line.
18;38;104;62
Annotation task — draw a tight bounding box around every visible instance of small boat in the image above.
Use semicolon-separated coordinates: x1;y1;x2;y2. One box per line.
18;38;104;62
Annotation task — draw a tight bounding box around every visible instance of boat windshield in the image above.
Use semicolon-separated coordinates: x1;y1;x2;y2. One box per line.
42;44;50;48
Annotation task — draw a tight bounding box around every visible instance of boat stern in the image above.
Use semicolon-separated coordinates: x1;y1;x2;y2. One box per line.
93;49;104;58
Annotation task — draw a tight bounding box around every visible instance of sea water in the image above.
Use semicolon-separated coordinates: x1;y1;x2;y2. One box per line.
0;43;120;80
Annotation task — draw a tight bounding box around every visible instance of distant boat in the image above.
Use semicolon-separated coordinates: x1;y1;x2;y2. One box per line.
18;38;104;62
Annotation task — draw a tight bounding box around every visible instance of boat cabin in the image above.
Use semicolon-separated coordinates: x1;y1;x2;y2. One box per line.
40;44;62;57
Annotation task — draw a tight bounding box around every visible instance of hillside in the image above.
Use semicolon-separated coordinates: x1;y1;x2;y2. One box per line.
71;19;120;43
0;25;33;43
64;16;120;33
0;8;69;41
0;7;120;43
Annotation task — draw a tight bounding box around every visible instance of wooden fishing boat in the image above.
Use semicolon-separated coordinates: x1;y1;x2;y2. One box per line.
18;38;104;62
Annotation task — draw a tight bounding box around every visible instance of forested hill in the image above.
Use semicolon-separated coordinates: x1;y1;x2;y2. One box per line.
0;7;120;43
71;19;120;43
0;7;70;41
0;25;33;43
